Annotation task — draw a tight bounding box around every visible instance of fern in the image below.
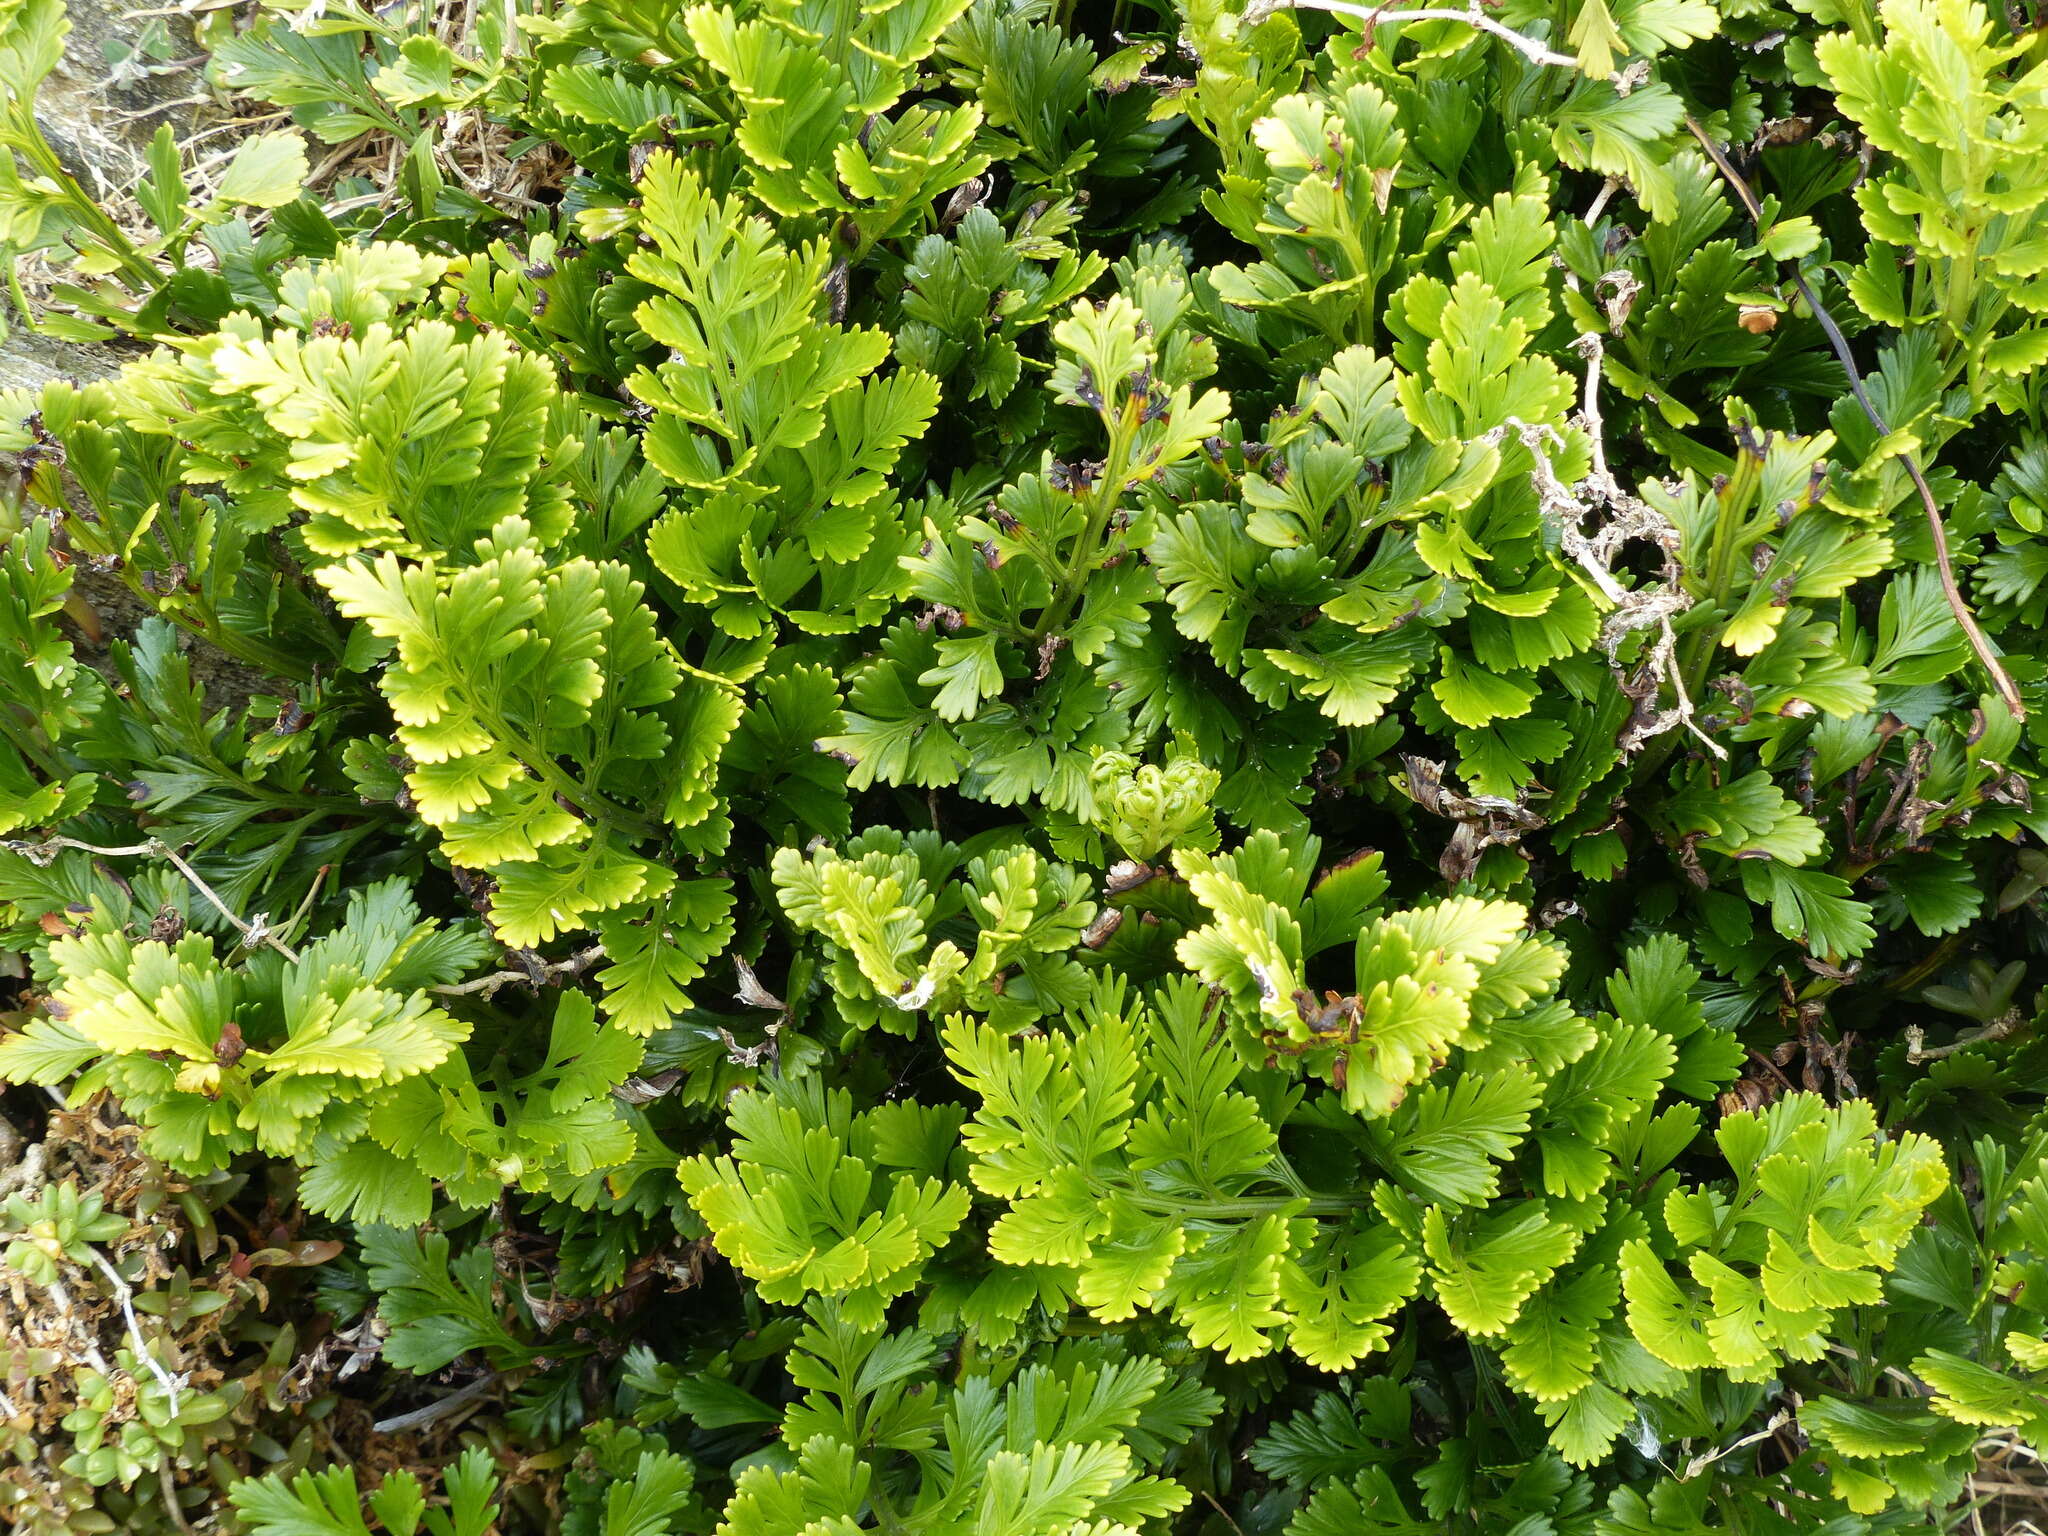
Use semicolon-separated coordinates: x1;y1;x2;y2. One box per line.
5;0;2048;1527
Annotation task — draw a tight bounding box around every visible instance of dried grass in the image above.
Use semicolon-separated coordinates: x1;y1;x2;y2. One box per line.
18;0;570;324
1976;1433;2048;1535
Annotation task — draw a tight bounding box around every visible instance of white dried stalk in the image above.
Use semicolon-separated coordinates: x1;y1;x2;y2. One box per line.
1493;336;1727;760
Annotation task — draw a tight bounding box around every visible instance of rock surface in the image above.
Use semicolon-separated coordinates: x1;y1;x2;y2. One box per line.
0;324;110;392
6;0;268;702
2;0;227;390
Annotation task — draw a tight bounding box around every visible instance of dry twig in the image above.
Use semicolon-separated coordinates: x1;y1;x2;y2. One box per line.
83;1247;186;1415
1679;1408;1794;1480
1681;118;2026;722
1493;337;1726;759
1243;0;2025;724
3;835;610;998
1244;0;1578;66
1904;1009;2026;1063
370;1371;504;1434
2;836;302;961
429;945;607;998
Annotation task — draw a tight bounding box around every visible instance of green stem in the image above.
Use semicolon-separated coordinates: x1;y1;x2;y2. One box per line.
1942;233;1981;356
866;1481;910;1536
0;712;65;780
472;697;657;840
1704;1158;1763;1258
1329;483;1388;574
990;518;1066;635
12;117;163;292
1029;400;1141;647
129;593;316;685
1268;1151;1317;1200
1635;448;1762;786
1699;448;1762;627
4;260;38;338
1883;933;1965;999
1126;1191;1359;1220
103;561;321;684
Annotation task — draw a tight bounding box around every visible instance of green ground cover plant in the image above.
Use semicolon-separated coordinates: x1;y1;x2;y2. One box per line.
7;0;2048;1526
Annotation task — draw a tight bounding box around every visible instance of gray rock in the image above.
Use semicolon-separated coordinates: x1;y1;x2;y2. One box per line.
4;0;274;702
0;324;115;392
2;0;230;392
